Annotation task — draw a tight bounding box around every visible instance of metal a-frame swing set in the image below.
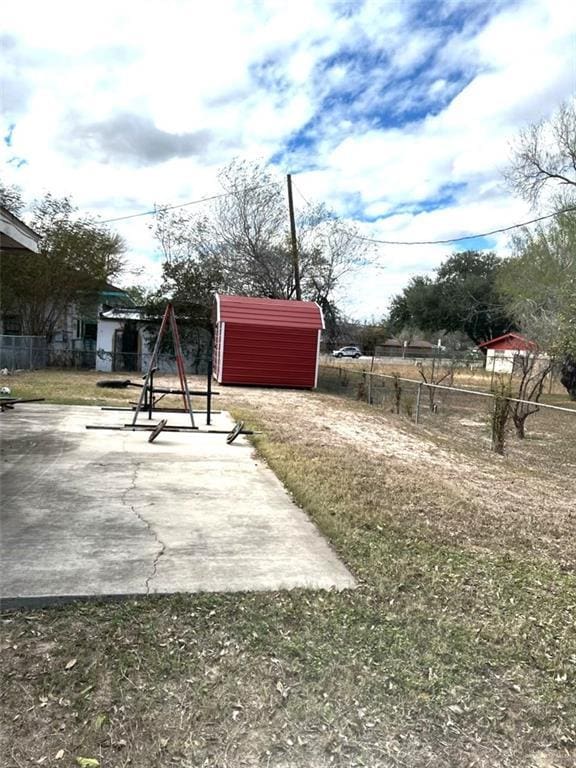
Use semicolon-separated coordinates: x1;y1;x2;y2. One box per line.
86;302;251;444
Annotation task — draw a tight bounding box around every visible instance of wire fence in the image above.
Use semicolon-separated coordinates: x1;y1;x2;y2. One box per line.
318;364;576;454
95;349;211;375
372;347;484;366
0;338;212;374
44;349;96;369
0;335;47;370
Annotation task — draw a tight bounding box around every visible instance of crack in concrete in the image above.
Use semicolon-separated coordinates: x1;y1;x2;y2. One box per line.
122;460;167;595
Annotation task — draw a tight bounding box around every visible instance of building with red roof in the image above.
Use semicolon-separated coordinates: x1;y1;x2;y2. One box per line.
478;333;539;374
213;294;324;388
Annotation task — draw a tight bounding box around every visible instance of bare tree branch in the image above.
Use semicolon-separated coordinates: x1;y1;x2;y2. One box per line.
505;99;576;208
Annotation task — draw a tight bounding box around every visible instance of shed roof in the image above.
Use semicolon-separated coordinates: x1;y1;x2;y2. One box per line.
215;294;324;329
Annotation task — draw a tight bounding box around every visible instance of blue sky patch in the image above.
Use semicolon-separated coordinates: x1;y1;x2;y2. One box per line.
7;156;27;168
406;0;510;35
248;53;292;96
271;11;485;181
3;123;15;147
452;235;496;251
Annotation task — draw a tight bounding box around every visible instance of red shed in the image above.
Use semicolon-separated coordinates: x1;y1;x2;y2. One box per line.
213;294;324;388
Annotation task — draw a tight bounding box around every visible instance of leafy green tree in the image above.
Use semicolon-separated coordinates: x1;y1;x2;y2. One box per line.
389;276;440;334
498;212;576;343
389;251;513;346
334;319;389;355
503;98;576;398
1;191;125;338
498;211;576;398
152;204;226;333
122;284;163;308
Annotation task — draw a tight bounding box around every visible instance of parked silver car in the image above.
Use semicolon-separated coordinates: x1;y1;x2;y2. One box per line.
332;346;361;359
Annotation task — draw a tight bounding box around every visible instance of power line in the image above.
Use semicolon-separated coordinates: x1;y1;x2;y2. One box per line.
291;180;386;271
292;179;576;245
99;173;576;245
344;206;576;246
293;181;312;207
100;193;228;223
99;182;276;223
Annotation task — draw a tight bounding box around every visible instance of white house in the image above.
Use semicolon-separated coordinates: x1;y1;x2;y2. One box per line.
96;307;144;372
44;284;131;367
478;333;539;374
96;307;211;374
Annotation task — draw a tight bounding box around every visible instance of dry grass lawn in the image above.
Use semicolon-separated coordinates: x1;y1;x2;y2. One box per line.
1;369;575;768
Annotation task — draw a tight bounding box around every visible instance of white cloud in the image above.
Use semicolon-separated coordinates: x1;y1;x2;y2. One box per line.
1;0;575;319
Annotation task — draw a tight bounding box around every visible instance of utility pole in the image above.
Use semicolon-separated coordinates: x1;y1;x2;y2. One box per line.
286;173;302;300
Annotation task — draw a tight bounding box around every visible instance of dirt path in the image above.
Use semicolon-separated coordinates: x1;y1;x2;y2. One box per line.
148;376;575;565
217;384;576;566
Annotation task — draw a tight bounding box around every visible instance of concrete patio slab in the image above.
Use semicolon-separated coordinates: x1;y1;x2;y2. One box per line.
0;404;355;608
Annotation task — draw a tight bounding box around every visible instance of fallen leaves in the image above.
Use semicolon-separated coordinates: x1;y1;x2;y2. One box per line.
275;680;289;699
93;713;107;731
76;758;99;768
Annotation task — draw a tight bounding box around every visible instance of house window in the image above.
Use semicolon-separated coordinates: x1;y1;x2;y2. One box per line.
84;322;97;341
76;319;98;341
2;314;22;335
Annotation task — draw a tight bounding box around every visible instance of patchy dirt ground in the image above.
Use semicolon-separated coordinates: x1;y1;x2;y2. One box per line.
220;383;576;568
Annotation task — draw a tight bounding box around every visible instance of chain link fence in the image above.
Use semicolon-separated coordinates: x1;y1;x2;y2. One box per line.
95;349;211;375
45;349;96;369
0;336;47;370
0;338;211;374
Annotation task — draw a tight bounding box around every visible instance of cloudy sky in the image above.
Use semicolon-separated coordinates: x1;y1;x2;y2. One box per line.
1;0;575;319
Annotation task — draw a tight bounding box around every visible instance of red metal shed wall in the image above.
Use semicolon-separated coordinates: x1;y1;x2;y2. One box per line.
221;323;319;387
